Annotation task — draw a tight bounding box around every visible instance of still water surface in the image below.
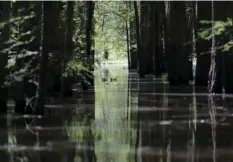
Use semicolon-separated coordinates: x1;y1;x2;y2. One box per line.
1;64;233;162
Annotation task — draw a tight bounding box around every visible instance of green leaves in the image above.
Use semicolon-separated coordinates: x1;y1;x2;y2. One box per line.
222;40;233;52
3;2;40;86
198;17;233;53
94;2;131;62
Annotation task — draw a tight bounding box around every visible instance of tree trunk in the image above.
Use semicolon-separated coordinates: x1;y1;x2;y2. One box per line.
126;21;131;69
224;2;233;93
138;1;146;76
151;2;166;77
85;1;95;86
166;1;192;85
0;1;11;113
212;2;233;93
195;2;212;86
128;2;137;69
134;1;140;72
86;1;95;59
208;1;216;93
35;1;55;114
139;2;153;77
66;1;74;57
192;1;197;82
60;1;74;98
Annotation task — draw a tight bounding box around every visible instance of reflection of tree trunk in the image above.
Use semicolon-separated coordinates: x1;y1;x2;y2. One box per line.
0;1;10;113
87;125;97;162
162;82;168;154
187;88;196;162
0;118;8;161
134;112;140;162
208;94;216;162
126;74;130;120
15;109;75;162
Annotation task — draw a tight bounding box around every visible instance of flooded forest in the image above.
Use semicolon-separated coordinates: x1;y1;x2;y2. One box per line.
1;1;233;162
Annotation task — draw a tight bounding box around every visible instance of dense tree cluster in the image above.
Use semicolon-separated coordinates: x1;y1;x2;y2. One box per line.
0;1;233;114
128;1;233;94
0;1;95;114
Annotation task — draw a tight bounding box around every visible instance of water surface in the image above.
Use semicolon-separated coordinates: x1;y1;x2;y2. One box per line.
1;64;233;162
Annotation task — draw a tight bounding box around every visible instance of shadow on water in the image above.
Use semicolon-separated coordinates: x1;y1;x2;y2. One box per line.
1;64;233;162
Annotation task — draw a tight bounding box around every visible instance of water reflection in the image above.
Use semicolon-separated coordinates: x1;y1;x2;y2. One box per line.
2;65;233;162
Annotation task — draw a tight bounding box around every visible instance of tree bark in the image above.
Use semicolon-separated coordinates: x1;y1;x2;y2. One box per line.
208;1;216;93
128;2;137;69
85;1;95;87
0;1;11;113
151;2;166;77
86;1;95;59
211;2;233;93
35;1;55;114
139;2;153;77
134;1;140;72
126;21;131;69
195;2;212;86
166;1;192;85
60;1;74;98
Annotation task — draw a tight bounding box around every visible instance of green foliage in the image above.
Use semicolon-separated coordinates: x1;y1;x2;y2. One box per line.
62;1;95;86
3;2;40;86
63;55;94;86
2;1;135;93
94;1;133;63
198;17;233;53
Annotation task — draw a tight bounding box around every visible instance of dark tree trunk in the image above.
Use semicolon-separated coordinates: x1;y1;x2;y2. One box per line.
224;2;233;93
60;1;74;98
86;1;95;59
208;1;216;93
126;21;131;69
35;1;56;114
66;1;74;56
151;2;166;77
166;1;192;85
134;1;140;72
186;2;195;82
148;2;156;75
191;1;197;82
0;1;11;113
212;2;233;93
139;2;153;77
9;2;42;114
30;2;42;52
138;1;146;76
85;1;95;86
195;2;212;86
128;2;137;69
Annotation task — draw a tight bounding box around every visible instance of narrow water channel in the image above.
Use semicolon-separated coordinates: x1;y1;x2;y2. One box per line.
1;64;233;162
